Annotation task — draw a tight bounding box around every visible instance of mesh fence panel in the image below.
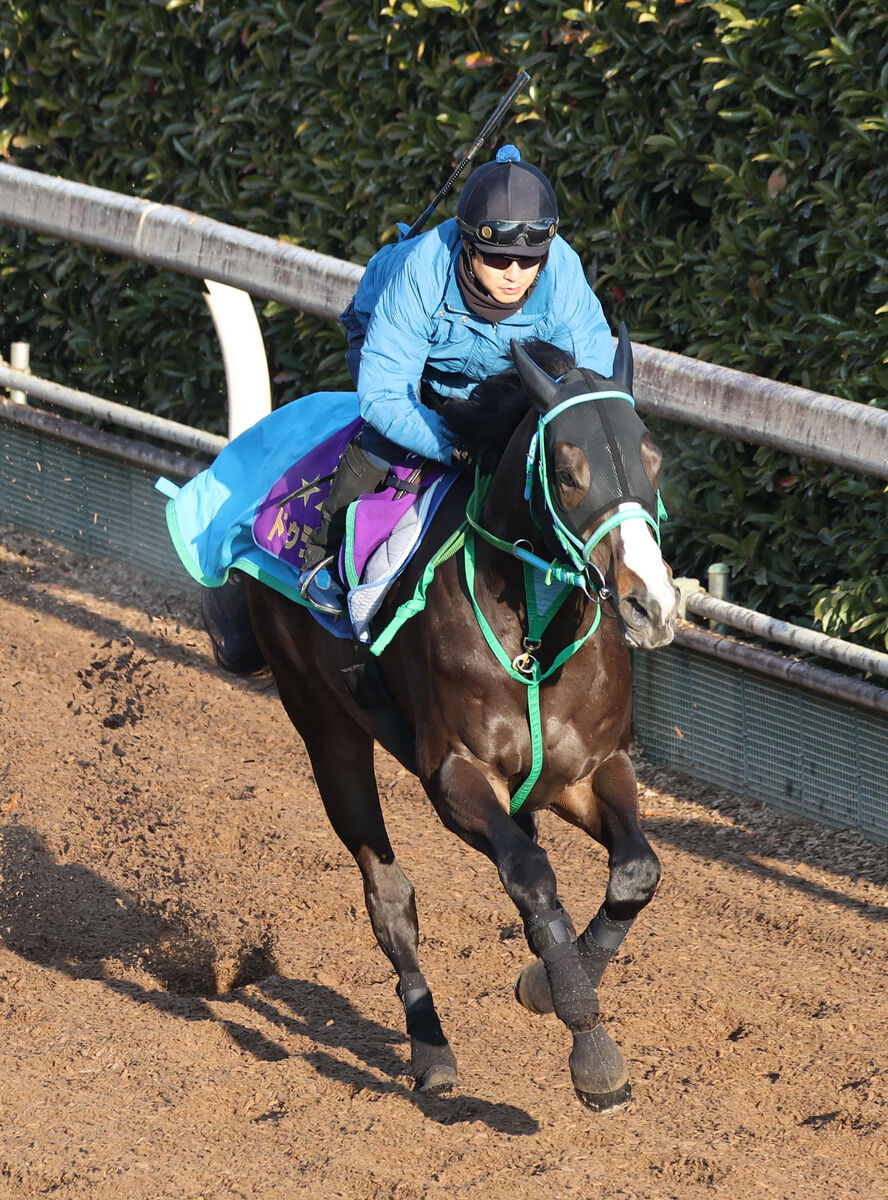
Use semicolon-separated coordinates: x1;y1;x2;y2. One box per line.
0;420;191;584
632;645;888;844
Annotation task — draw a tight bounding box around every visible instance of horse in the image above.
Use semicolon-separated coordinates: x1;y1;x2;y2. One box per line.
202;324;678;1112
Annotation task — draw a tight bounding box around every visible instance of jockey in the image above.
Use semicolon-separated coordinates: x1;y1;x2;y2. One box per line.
299;144;615;615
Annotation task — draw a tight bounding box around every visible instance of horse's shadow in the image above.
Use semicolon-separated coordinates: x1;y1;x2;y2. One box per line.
0;823;537;1133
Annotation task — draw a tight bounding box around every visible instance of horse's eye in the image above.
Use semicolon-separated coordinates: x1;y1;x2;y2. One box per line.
556;468;578;490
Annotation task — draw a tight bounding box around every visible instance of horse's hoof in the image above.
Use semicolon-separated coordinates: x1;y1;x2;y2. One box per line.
514;957;554;1015
575;1079;633;1114
415;1062;459;1094
569;1024;630;1111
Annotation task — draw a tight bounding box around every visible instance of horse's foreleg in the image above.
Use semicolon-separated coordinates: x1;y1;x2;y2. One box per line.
581;749;661;986
517;750;660;1111
427;752;619;1107
275;683;458;1094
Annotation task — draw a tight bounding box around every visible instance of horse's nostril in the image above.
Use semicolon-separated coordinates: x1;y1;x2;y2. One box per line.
625;597;649;625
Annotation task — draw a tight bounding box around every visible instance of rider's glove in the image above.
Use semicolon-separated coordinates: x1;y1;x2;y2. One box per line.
451;444;476;473
452;443;499;475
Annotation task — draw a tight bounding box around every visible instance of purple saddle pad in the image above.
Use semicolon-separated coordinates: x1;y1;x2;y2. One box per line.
340;459;448;586
252;421;451;587
251;417;363;569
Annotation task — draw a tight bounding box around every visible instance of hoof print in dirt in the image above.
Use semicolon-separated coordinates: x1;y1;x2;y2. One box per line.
148;924;276;998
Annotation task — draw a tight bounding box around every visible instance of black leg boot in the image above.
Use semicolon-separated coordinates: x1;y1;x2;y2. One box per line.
299;437;390;614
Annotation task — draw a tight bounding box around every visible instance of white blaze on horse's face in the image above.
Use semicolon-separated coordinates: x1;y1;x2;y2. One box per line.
611;503;678;649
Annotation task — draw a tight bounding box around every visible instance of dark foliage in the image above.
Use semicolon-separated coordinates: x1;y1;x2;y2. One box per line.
1;1;885;646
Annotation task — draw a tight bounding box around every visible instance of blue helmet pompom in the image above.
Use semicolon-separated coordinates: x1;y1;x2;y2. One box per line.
495;144;522;164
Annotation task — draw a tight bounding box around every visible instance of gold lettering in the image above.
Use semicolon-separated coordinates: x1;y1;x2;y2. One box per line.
266;508;286;542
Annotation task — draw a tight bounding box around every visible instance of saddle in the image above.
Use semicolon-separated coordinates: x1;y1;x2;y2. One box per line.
255;446;455;640
156;392;458;646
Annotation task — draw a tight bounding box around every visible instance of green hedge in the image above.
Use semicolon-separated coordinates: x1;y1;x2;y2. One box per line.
1;0;886;650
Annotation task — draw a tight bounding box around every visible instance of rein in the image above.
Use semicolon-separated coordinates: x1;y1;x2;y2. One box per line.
372;390;665;815
465;472;600;595
525;390;664;577
462;467;607;813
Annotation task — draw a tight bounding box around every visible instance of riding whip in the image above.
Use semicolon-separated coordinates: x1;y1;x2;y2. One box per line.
404;69;531;240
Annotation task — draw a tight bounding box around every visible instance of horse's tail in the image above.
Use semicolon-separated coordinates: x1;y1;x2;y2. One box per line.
201;572;267;676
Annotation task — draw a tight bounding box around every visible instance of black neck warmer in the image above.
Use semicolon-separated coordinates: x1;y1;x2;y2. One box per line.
456;249;544;324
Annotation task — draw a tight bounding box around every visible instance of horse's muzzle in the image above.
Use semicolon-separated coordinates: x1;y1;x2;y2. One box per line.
616;586;678;650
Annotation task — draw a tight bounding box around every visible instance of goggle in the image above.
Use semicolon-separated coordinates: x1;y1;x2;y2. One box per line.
475;218;557;246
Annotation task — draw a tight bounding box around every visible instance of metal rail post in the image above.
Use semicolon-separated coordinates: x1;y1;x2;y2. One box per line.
8;342;29;404
203;280;272;439
707;563;730;634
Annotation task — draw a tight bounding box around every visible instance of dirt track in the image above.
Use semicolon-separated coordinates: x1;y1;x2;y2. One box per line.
0;527;885;1200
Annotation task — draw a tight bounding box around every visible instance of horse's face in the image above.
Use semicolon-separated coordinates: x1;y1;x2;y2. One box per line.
512;325;678;650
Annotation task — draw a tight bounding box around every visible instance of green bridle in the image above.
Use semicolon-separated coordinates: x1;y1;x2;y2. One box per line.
466;390;666;599
372;390;667;814
524;390;665;580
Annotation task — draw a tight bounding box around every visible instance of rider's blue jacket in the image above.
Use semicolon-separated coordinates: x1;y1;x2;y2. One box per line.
340;218;614;464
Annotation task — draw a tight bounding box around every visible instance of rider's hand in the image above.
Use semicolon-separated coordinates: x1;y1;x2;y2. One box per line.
452;443;500;474
451;444;476;473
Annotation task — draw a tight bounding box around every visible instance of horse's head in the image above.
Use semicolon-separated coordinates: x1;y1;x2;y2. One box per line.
511;325;678;649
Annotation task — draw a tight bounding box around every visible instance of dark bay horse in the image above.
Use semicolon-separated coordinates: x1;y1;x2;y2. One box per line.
203;325;678;1112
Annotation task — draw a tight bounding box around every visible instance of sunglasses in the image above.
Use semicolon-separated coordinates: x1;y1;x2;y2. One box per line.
477;218;557;246
473;249;541;271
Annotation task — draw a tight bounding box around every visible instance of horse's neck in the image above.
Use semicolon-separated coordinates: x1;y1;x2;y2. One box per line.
473;412;606;643
480;412;537;546
472;415;588;633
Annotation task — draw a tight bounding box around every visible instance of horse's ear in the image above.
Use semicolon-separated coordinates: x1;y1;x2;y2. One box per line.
510;338;560;413
612;322;634;394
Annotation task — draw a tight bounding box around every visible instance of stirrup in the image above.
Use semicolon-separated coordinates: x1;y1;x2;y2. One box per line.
299;555;344;616
299;555;333;595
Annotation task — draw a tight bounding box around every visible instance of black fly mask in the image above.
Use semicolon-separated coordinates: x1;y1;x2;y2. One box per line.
511;324;663;577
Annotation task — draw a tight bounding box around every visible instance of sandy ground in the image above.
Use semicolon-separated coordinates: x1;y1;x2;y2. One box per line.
0;527;885;1200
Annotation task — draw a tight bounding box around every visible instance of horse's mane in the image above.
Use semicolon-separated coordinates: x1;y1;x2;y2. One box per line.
422;339;576;458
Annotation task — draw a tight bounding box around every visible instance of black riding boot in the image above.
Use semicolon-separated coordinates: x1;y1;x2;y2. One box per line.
299;435;391;614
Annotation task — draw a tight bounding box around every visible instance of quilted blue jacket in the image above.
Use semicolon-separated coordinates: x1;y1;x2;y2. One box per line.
340;219;615;464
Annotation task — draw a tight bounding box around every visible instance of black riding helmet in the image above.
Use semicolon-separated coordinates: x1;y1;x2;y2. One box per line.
456;145;558;259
